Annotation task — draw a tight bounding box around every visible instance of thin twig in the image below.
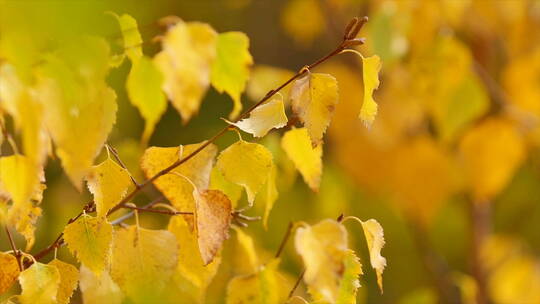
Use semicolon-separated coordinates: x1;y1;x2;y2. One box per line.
106;143;140;188
289;268;306;299
111;196;165;225
275;222;294;258
32;17;367;262
122;204;193;216
5;226;22;271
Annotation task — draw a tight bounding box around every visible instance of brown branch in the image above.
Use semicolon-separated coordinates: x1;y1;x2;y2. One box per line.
288;268;306;299
111;196;165;225
122;204;193;216
4;226;22;271
275;222;294;258
32;17;368;262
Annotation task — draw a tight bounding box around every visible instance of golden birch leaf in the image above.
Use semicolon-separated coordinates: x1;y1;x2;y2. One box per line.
63;214;113;275
210;166;242;209
247;65;295;102
35;37;117;189
227;96;288;137
194;189;232;265
0;154;44;250
86;156;132;217
232;227;259;274
0;252;19;294
111;226;178;303
287;296;310;304
226;259;287;304
140;143;217;213
281;128;322;191
126;56;167;144
109;12;143;62
459;118;525;202
361;219;386;293
211;31;253;119
258;164;278;229
0;63;48;166
79;265;124;304
18;262;60;304
154;21;217;123
0;154;40;207
168;215;221;300
48;259;79;304
216;140;273;205
336;250;363;304
290;73;339;147
6;204;42;251
294;219;348;303
360;55;382;127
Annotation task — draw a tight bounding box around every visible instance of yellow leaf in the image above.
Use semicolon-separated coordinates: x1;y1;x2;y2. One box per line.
294;219;348;303
0;252;19;294
247;65;295;102
140;143;217;213
232;227;259;274
211;31;253;119
0;63;48;165
63;214;113;275
210;166;243;209
126;56;167;144
258;164;278;229
0;154;44;249
0;154;41;207
290;72;339;147
79;265;124;304
459;118;525;202
281;0;324;47
194;189;232;265
48;259;79;304
226;259;287;304
110;225;178;302
154;21;217;123
336;250;363;304
361;219;386;293
281;128;322;191
168;216;221;301
227;96;288;137
109;12;143;62
35;37;117;189
360;55;381;127
217;140;273;205
18;262;60;304
86;157;132;217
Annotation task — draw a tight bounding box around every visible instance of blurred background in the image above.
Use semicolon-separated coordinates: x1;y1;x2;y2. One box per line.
1;0;540;303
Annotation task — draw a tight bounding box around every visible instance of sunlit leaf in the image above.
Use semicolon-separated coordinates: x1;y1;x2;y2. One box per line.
48;259;79;304
281;128;322;191
211;31;253;119
290;72;339;147
126;56;167;144
226;259;287;304
79;265;124;304
227;96;287;138
35;37;117;189
154;20;217;123
140;143;217;214
18;262;60;304
0;252;20;294
210;166;243;209
108;12;143;62
110;225;178;302
360;219;386;292
360;55;381;127
63;214;113;275
294;219;349;303
86;156;132;217
217;140;273;205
